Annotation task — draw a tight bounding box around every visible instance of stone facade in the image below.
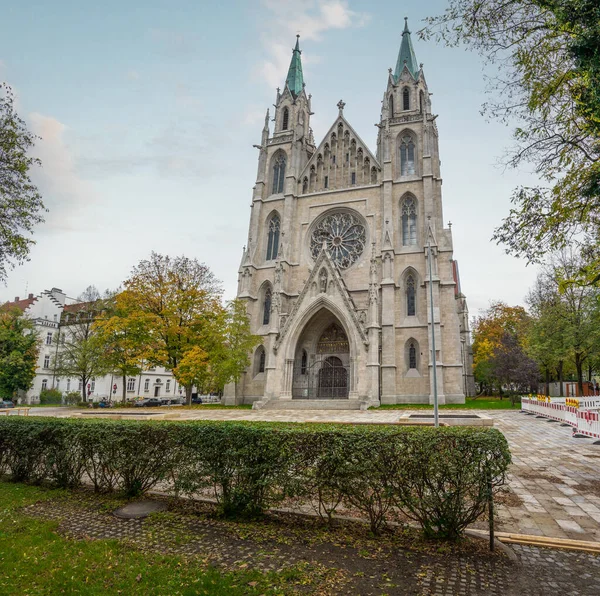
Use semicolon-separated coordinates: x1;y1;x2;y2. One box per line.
225;25;475;408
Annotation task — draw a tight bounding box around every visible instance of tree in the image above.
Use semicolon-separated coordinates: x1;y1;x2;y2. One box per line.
121;253;223;404
53;293;111;402
93;290;152;403
424;1;600;282
472;302;533;394
0;307;39;400
173;346;210;396
0;83;46;281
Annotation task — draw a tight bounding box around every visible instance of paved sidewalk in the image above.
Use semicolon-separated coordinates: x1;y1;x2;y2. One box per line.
29;407;600;543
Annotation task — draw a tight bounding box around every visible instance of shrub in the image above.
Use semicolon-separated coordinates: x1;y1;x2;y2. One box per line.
64;391;81;406
0;418;511;539
39;388;63;404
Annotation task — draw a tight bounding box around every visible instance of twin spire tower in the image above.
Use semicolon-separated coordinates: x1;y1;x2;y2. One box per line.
224;21;475;408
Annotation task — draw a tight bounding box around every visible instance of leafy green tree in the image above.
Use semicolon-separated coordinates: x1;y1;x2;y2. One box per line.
424;0;600;283
0;307;39;400
0;83;46;281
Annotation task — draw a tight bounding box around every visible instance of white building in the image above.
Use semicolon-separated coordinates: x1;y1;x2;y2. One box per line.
3;288;181;404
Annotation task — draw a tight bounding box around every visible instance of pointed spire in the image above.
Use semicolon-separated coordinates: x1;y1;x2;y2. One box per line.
285;35;304;98
394;17;419;82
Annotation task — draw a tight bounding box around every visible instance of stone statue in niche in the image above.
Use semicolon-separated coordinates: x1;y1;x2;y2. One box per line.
319;269;328;293
358;310;367;325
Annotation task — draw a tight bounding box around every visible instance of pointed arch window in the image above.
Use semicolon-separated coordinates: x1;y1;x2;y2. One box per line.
282;107;289;131
263;287;272;325
402;197;417;245
400;135;415;176
388;94;394;117
272;154;286;194
302;177;308;194
406;273;416;316
419;90;424;113
266;214;280;260
409;341;417;369
255;346;266;375
403;87;410;110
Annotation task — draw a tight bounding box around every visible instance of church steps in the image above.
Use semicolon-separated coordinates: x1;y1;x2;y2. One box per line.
260;399;363;410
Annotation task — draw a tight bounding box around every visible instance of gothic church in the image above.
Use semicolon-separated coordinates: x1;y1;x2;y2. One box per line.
224;21;475;408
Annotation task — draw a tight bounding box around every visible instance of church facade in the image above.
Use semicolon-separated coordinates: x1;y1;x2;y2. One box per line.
224;22;475;408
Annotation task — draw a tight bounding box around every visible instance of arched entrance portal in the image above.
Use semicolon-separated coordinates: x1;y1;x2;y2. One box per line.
292;312;350;399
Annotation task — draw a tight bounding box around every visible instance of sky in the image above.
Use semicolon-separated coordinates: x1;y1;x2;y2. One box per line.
0;0;542;315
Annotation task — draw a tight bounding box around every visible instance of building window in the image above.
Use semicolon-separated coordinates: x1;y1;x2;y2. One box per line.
90;378;95;392
56;379;60;389
301;349;307;375
78;380;82;391
302;177;308;193
403;87;410;110
255;346;266;375
346;152;349;163
46;332;53;345
144;378;150;392
402;196;417;245
351;172;356;185
67;379;71;391
53;314;57;322
420;90;424;113
400;135;415;176
282;107;289;131
272;153;286;194
409;341;417;369
166;380;171;393
406;274;416;316
127;378;136;391
266;214;280;260
43;354;50;368
332;155;336;164
263;287;272;326
389;94;394;117
41;379;48;390
324;175;329;189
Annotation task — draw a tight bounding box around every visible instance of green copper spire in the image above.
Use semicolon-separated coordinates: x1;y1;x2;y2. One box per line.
285;35;304;98
394;18;419;82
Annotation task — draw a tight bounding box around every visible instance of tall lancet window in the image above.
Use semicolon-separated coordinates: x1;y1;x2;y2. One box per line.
406;274;416;316
400;135;415;176
266;214;280;260
263;287;272;325
388;94;394;118
409;341;417;369
272;154;286;194
402;197;417;246
403;87;410;110
282;107;289;131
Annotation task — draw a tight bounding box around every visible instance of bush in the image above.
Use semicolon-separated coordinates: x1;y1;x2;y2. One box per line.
39;388;63;404
64;391;81;406
0;418;511;539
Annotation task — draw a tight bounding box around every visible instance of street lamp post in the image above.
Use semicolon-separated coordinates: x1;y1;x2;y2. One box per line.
427;218;439;428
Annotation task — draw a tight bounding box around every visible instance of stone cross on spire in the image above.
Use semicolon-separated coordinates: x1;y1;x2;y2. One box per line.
337;99;346;115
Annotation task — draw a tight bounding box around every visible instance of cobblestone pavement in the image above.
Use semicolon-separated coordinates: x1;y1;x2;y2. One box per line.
23;496;600;595
28;407;600;543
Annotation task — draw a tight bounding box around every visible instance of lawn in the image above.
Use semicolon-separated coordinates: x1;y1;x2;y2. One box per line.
0;483;315;595
375;396;520;410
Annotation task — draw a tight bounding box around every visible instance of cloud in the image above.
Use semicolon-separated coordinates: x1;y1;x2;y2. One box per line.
28;113;97;231
257;1;369;88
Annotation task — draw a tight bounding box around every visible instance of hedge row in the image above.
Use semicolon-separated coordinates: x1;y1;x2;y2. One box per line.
0;417;511;540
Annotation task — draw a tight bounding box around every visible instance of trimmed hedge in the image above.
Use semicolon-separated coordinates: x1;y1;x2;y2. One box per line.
0;417;511;539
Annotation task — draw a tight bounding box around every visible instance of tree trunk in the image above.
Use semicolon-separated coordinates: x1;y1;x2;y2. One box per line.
122;374;127;404
81;377;87;403
588;364;593;383
558;361;564;397
185;385;193;406
575;353;584;397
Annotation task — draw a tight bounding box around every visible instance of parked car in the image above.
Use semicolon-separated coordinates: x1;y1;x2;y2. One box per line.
1;400;14;408
191;396;203;404
134;398;161;407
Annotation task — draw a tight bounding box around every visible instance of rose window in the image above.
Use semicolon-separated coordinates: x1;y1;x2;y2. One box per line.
310;212;366;269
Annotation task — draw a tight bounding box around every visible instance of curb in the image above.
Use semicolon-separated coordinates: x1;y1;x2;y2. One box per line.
492;532;600;554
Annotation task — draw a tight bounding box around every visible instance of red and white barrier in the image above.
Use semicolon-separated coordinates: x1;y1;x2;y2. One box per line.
521;397;600;439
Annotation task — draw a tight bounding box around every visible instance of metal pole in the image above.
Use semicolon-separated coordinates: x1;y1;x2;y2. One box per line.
427;227;439;428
